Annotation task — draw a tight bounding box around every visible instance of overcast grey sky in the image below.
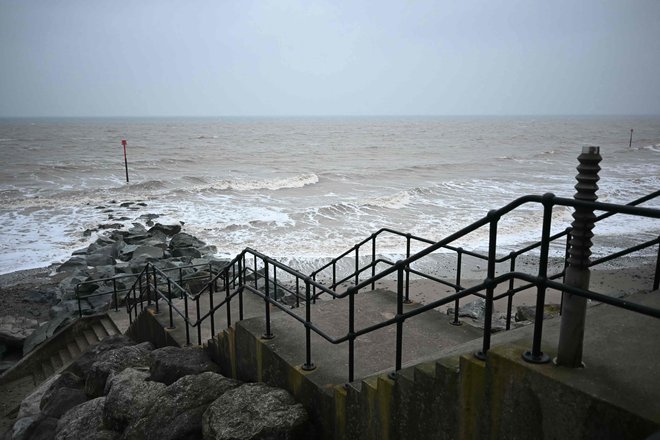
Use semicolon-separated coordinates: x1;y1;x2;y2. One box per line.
1;0;659;117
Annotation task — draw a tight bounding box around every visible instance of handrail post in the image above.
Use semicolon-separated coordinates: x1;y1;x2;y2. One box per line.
371;235;376;290
355;246;359;287
523;194;553;364
196;298;202;345
225;270;231;328
112;278;118;312
404;235;412;303
560;227;572;314
451;248;463;326
167;279;174;329
239;256;245;320
184;294;191;346
476;211;499;360
262;258;274;339
296;278;300;308
506;253;516;330
557;146;601;368
395;264;404;373
209;275;216;336
654;239;660;291
332;260;337;291
146;265;152;308
302;279;316;371
348;287;355;382
153;266;159;314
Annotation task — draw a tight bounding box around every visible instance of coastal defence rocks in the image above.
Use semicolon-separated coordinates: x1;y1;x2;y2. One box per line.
14;202;226;358
4;335;308;440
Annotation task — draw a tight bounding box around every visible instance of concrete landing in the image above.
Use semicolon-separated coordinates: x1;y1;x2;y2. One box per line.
483;289;660;437
237;289;483;385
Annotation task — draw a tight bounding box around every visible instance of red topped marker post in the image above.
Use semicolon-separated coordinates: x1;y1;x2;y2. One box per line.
122;139;129;183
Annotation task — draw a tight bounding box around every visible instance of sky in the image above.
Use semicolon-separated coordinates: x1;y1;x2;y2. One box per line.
1;0;659;117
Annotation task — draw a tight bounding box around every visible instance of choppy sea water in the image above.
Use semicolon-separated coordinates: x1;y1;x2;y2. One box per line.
0;116;658;275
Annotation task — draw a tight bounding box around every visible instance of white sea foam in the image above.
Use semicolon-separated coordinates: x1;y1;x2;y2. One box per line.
1;116;658;275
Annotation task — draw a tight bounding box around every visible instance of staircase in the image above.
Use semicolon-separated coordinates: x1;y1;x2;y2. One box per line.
0;314;120;432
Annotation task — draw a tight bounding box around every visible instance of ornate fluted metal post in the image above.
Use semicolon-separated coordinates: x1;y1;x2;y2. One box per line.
556;146;602;367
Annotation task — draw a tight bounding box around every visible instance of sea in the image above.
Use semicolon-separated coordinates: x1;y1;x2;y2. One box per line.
1;116;658;276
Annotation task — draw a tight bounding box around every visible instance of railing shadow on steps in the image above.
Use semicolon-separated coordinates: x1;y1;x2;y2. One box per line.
112;191;659;382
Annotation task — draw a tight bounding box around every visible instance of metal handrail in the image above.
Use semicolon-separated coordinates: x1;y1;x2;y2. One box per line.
121;192;660;382
75;261;223;317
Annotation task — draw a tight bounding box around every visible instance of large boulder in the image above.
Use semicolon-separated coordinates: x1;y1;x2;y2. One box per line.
55;397;119;440
11;414;58;440
56;257;87;273
83;341;154;397
149;346;220;385
202;383;309;440
67;334;135;378
130;245;164;260
123;372;240;440
148;223;182;237
40;371;85;417
85;253;116;267
0;315;39;348
171;247;202;259
11;374;61;440
41;387;88;419
23;313;75;356
169;233;205;250
13;415;58;440
102;368;166;432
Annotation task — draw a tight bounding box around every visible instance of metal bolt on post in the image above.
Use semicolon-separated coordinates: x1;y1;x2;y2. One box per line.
556;146;602;367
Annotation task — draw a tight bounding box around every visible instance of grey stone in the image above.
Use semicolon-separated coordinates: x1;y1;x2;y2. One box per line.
131;245;164;260
124;372;240;440
49;301;89;319
56;257;87;273
171;247;202;258
23;313;74;356
149;346;220;385
22;416;58;440
67;334;136;378
40;371;84;410
0;315;39;348
515;304;561;322
18;374;60;420
41;387;88;418
102;368;166;432
169;233;205;249
148;223;182;237
84;341;154;397
11;415;44;440
86;253;116;267
55;397;119;440
202;383;308;440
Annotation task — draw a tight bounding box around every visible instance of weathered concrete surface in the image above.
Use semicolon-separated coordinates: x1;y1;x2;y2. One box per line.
484;290;660;440
230;289;483;439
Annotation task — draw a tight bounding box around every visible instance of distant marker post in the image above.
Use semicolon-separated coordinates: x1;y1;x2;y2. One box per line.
122;139;129;183
629;128;633;148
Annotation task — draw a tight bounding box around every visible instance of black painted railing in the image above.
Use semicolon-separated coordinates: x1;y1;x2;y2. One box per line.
110;190;660;382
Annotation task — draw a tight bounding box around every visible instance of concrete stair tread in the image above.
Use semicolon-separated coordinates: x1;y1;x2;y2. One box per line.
238;288;484;386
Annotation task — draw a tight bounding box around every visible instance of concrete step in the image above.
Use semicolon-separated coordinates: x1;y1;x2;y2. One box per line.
66;341;81;359
91;322;108;341
82;329;98;346
58;348;72;366
74;335;89;353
